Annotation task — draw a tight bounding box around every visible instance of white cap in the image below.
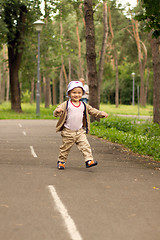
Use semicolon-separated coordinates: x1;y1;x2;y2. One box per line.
67;81;85;96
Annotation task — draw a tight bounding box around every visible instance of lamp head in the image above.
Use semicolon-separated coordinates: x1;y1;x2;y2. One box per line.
131;72;135;78
33;20;45;32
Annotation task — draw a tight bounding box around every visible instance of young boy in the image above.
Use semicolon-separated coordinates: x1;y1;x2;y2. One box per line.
54;81;108;169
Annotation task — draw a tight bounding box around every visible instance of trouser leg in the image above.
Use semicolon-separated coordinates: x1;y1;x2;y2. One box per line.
75;129;93;162
58;129;75;162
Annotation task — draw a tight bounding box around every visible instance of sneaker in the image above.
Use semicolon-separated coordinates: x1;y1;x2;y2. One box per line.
57;161;65;170
86;160;98;168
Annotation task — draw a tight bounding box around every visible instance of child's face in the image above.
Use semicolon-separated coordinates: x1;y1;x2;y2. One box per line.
68;87;83;103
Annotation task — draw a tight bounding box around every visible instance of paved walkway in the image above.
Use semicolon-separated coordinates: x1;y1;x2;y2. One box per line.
0;120;160;240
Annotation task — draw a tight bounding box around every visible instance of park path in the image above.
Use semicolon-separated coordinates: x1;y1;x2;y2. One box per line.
0;120;160;240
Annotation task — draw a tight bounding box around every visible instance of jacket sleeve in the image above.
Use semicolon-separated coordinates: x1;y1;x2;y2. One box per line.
53;101;67;117
87;104;106;118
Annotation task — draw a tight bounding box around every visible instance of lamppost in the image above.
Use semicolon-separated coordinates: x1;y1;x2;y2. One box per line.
33;20;45;116
131;72;135;105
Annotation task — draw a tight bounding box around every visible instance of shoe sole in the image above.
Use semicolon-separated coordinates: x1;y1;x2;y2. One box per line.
86;162;98;168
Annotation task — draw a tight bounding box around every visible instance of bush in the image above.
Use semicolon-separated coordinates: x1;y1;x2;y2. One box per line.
90;116;160;161
21;90;31;103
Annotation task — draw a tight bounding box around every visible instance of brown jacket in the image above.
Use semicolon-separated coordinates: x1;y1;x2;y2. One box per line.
54;101;105;133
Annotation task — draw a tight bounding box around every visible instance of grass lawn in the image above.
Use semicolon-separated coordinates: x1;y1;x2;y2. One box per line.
0;102;153;119
100;104;153;116
0;102;56;119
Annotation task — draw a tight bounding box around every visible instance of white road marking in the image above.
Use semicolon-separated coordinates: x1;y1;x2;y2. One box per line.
18;123;22;128
48;185;82;240
30;146;37;158
22;131;26;136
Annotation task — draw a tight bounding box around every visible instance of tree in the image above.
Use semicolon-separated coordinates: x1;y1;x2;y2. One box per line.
130;16;147;106
0;46;9;103
108;5;119;107
0;0;41;112
97;1;109;107
150;36;160;125
84;0;98;122
135;0;160;125
136;0;160;38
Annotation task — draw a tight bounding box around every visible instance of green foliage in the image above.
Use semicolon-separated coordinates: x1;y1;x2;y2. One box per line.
90;116;160;161
0;0;155;108
100;117;137;133
101;62;140;104
0;0;42;43
21;90;31;103
135;0;160;38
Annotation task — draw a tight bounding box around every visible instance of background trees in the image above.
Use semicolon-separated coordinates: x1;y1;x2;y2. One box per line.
0;0;159;125
135;0;160;125
0;0;41;112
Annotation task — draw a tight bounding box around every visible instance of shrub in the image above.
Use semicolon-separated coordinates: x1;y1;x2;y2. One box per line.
21;90;31;103
90;117;160;161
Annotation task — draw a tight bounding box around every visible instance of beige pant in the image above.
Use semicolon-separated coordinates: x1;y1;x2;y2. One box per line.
58;128;93;162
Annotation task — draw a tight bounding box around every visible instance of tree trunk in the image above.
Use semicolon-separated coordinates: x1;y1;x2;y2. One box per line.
2;47;6;101
0;68;1;103
131;18;147;106
6;68;10;102
108;6;119;107
98;1;108;106
30;77;34;104
68;57;72;82
60;19;68;88
60;20;65;100
45;76;51;108
150;36;160;126
59;65;64;103
8;51;22;112
84;0;98;122
43;75;46;101
79;3;86;28
5;45;10;102
76;16;84;78
6;4;27;112
115;53;119;108
144;68;149;104
52;78;56;105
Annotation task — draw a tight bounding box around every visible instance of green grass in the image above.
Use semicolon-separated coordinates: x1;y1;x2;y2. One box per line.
0;102;57;119
100;104;153;116
0;102;153;119
90;117;160;161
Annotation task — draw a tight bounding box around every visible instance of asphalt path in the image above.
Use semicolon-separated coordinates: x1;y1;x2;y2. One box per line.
0;120;160;240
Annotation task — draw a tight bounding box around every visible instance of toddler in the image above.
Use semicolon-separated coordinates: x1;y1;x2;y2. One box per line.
54;81;108;169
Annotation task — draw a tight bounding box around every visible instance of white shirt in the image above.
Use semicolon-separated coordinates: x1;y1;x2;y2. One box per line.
64;100;84;131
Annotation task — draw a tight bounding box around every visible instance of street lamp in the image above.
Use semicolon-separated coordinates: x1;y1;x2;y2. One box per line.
33;20;45;116
131;72;135;105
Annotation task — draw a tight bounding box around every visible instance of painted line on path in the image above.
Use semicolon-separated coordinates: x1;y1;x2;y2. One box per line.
30;146;37;158
48;185;82;240
22;131;26;136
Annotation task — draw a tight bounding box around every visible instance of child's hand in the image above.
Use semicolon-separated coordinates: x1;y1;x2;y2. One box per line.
55;107;63;113
101;111;108;118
